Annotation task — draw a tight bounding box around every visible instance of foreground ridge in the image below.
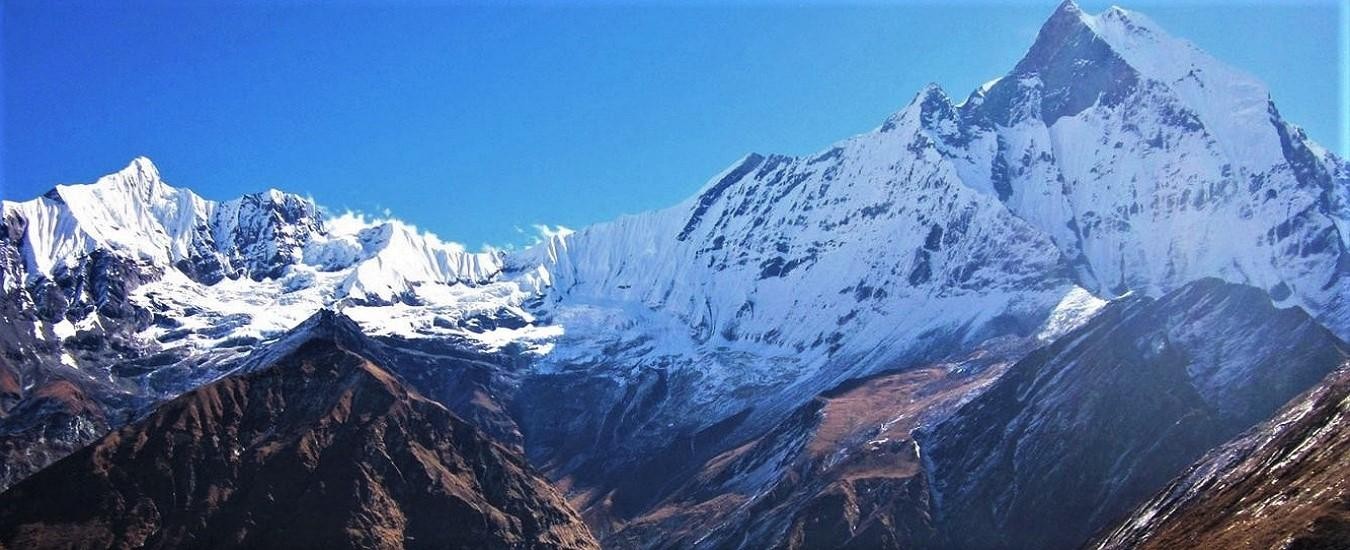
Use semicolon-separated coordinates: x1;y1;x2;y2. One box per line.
0;315;598;550
1095;365;1350;550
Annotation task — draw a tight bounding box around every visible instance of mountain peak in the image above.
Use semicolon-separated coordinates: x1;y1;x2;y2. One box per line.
978;0;1141;125
0;335;600;549
1017;0;1104;75
125;156;159;178
299;308;365;339
907;82;952;112
106;156;166;200
1053;0;1083;17
917;81;947;96
234;308;371;375
880;82;953;133
1018;1;1209;90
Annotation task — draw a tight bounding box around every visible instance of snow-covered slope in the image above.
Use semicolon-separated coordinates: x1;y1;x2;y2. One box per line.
1;157;501;295
0;3;1346;544
513;96;1079;365
5;158;217;278
927;1;1350;333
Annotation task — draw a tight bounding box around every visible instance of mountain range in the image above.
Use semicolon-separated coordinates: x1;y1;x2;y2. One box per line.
1;1;1347;548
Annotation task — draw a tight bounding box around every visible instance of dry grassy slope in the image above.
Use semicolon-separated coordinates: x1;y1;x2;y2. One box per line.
0;337;598;550
600;339;1025;549
926;279;1350;550
1095;366;1350;550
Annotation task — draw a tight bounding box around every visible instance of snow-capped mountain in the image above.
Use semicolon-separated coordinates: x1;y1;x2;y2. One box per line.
0;158;523;489
0;2;1347;549
2;156;502;295
508;0;1350;391
6;1;1344;379
1;156;516;377
6;157;313;283
930;1;1350;329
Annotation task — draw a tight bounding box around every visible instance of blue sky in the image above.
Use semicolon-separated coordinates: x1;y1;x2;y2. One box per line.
2;0;1343;249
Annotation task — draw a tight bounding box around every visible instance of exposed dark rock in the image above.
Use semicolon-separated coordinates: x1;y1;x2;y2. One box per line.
926;279;1350;550
212;190;324;281
679;154;766;242
1095;366;1350;550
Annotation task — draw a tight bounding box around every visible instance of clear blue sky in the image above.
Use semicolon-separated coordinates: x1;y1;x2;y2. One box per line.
2;0;1343;249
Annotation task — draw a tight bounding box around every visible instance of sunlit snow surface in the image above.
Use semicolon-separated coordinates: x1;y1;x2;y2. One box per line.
3;116;1096;409
5;2;1348;425
1036;286;1108;342
132;241;550;355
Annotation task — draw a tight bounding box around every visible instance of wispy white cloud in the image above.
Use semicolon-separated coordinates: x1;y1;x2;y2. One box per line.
532;224;574;241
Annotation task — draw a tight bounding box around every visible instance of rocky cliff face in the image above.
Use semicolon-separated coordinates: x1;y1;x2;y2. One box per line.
0;318;598;550
1095;366;1350;550
598;338;1030;549
924;279;1350;550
